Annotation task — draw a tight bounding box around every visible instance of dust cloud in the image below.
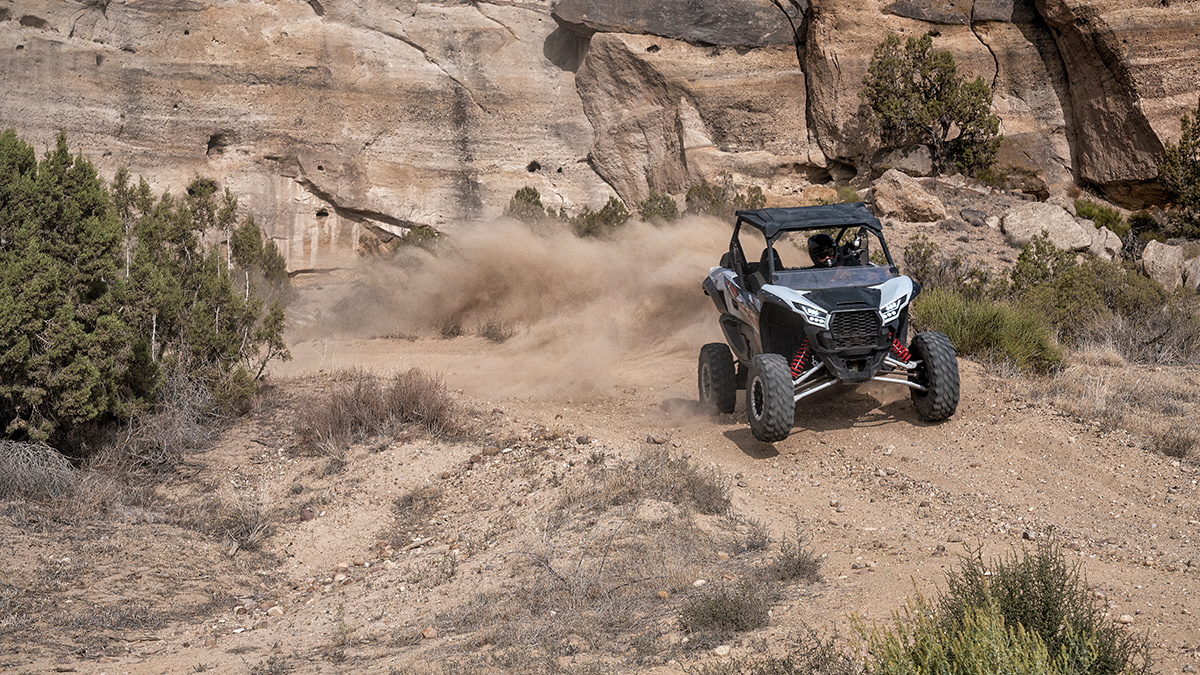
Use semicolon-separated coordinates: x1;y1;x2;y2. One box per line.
286;217;733;397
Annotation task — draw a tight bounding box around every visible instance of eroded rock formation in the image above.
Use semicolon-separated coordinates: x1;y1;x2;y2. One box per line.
0;0;1196;268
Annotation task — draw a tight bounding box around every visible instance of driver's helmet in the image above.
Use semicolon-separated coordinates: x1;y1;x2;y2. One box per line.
807;233;836;268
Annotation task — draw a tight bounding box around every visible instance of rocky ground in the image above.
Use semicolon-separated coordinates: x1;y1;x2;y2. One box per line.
2;206;1199;674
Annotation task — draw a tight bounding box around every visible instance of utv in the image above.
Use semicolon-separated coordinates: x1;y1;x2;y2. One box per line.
699;203;959;442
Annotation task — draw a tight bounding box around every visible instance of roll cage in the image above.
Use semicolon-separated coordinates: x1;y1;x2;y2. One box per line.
725;203;899;292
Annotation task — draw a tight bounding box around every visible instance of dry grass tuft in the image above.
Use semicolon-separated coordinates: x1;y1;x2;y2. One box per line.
0;441;78;500
679;584;772;647
1153;425;1196;459
476;317;516;343
1041;363;1200;432
388;485;445;544
297;368;464;456
444;449;818;663
560;447;730;516
218;483;274;550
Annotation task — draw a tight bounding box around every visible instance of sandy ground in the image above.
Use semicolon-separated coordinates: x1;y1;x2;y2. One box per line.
2;214;1199;674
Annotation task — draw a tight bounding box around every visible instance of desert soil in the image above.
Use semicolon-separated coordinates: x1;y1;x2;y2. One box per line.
2;216;1199;674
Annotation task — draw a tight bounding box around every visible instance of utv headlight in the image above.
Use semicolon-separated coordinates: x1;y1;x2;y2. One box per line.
881;295;908;323
796;302;830;328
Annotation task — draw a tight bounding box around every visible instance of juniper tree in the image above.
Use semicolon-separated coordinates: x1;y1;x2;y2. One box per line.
1157;96;1200;228
862;33;1002;176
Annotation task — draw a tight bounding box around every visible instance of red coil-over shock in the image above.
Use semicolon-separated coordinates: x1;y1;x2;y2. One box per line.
891;336;911;361
790;338;812;378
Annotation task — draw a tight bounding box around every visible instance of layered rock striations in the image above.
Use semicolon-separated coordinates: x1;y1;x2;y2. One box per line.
0;0;1197;268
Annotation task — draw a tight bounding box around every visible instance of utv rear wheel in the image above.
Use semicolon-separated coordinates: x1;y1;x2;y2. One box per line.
698;343;737;414
909;331;960;421
746;354;794;443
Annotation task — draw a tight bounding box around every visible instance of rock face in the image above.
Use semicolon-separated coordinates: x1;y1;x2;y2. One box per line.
872;170;946;222
575;33;819;205
0;0;1197;268
552;0;801;46
1037;0;1200;206
1001;202;1092;250
0;0;610;269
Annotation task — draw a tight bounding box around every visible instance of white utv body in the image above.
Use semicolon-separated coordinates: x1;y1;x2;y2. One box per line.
699;203;960;442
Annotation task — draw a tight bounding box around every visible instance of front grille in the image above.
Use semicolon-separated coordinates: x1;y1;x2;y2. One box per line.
830;310;880;349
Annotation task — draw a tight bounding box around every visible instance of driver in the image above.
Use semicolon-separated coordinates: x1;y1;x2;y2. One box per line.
807;233;837;268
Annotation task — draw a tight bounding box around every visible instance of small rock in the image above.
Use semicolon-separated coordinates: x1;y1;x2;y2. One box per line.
300;508;316;522
829;499;840;508
252;620;269;631
422;625;438;639
1182;665;1196;674
960;208;988;228
919;500;930;508
1022;530;1036;541
439;471;451;480
693;579;707;588
946;534;963;543
226;542;239;557
713;645;731;656
234;605;248;615
657;590;669;600
482;446;501;456
646;433;667;444
1116;614;1134;625
575;435;590;445
334;574;348;584
267;606;284;618
1065;541;1081;551
736;480;748;488
851;562;866;570
716;551;730;561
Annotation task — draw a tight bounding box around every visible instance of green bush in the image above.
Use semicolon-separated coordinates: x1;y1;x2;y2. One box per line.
862;33;1002;175
1157;95;1200;229
939;542;1151;675
685;178;766;219
836;185;861;203
1074;199;1124;232
911;287;1063;373
570;196;630;237
504;186;547;224
860;598;1069;675
902;234;994;299
637;189;680;222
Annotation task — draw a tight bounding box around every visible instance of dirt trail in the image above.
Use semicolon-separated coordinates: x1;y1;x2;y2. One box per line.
4;219;1199;674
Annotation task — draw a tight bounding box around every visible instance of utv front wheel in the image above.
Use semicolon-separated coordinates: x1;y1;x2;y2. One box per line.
746;354;794;442
909;331;960;421
698;343;737;414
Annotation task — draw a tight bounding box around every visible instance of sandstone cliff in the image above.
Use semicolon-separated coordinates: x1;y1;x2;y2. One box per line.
0;0;1196;269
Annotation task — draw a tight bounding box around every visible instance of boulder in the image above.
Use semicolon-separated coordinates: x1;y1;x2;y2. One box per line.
1088;226;1122;262
871;145;933;178
872;169;946;222
1141;241;1184;292
1000;202;1092;251
551;0;799;47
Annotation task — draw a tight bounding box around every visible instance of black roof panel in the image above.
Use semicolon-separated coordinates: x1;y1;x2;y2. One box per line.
735;203;883;239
